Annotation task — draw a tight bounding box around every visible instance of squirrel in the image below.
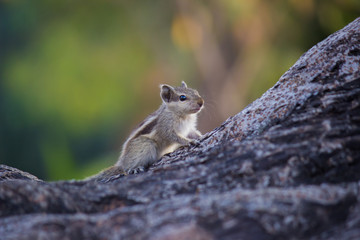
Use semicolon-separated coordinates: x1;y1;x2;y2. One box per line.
89;81;204;182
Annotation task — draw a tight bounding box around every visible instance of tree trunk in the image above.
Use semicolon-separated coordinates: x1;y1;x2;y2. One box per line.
1;18;360;240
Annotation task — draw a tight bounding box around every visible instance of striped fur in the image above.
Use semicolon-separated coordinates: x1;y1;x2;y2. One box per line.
115;81;204;172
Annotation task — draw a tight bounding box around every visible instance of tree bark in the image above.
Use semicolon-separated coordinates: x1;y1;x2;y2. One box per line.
1;18;360;240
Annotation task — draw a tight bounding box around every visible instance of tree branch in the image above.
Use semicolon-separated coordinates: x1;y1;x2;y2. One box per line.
1;18;360;240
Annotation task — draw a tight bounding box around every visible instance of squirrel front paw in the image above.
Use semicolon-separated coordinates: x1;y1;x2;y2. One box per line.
189;139;201;147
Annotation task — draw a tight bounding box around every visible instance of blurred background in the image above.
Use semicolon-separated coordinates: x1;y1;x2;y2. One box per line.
0;0;359;180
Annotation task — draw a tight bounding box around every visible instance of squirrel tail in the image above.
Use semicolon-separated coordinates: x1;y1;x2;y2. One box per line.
85;166;126;183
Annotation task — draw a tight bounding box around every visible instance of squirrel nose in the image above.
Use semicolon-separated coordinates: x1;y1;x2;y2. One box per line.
197;99;204;107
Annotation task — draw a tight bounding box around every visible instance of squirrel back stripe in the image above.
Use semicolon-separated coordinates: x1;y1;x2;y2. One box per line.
90;81;204;179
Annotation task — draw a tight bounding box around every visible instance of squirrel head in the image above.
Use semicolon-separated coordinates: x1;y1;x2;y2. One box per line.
160;81;204;115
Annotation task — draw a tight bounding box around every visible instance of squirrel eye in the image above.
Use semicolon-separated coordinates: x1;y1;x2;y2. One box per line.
179;95;187;101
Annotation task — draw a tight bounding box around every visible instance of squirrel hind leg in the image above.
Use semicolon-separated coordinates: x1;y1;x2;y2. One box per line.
118;137;158;173
127;166;146;175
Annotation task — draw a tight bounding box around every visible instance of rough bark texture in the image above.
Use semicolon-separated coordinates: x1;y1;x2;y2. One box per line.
1;18;360;240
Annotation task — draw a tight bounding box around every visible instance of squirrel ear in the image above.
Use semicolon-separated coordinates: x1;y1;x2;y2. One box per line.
181;81;188;88
160;84;175;103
